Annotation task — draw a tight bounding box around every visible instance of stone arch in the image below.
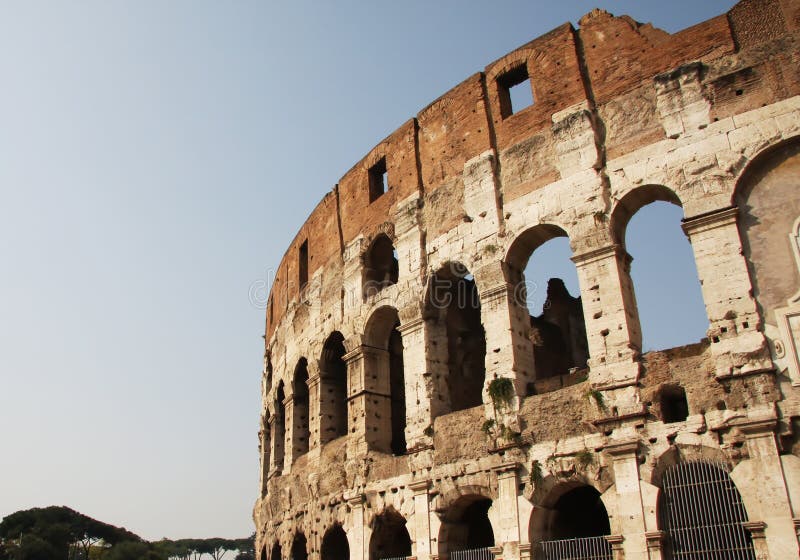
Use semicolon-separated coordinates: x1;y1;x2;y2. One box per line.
274;381;286;473
292;358;310;460
369;507;412;560
363;233;399;298
362;305;407;454
290;533;308;560
733;136;800;327
609;183;709;351
321;524;349;560
320;332;348;444
505;224;588;388
528;478;612;553
437;492;495;558
271;541;282;560
649;444;731;488
424;262;486;417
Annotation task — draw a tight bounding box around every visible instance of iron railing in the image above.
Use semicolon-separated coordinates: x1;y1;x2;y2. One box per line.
450;547;494;560
537;536;612;560
660;460;756;560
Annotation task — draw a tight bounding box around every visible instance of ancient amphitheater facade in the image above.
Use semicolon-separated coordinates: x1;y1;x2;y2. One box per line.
255;1;800;559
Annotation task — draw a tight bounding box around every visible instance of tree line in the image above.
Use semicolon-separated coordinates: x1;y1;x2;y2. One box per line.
0;506;254;560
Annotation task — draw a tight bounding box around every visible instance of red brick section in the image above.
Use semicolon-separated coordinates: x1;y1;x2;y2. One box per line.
485;24;587;151
264;0;800;337
338;119;419;245
417;73;492;240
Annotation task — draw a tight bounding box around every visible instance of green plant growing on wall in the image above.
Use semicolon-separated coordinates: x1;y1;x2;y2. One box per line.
530;460;544;487
481;419;496;435
585;388;607;412
484;377;518;446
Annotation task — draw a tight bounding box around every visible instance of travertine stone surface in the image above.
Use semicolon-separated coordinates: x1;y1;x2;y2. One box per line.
256;2;800;559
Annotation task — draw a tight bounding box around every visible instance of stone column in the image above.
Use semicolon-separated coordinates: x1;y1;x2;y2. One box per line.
344;340;392;456
732;417;796;559
397;311;434;451
742;521;769;560
259;416;271;495
605;535;625;560
605;439;647;560
347;494;367;560
283;394;296;469
571;244;641;386
644;531;665;560
307;360;323;458
410;480;433;560
493;462;522;560
681;207;772;378
474;261;534;398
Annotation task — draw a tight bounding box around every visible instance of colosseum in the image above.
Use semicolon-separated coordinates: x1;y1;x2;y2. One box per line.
254;1;800;558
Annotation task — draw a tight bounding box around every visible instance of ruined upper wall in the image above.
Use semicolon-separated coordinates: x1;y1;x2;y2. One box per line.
264;0;800;340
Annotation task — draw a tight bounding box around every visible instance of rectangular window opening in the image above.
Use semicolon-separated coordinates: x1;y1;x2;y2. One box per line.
299;240;308;291
368;157;388;202
498;65;534;118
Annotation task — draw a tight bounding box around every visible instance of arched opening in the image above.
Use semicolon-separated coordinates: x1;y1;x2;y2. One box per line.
364;234;399;297
506;225;588;391
292;359;310;459
271;542;282;560
320;332;348;444
426;263;486;416
364;306;406;454
261;545;267;560
659;461;755;559
531;484;612;559
611;186;709;352
321;525;349;560
291;534;308;560
369;510;412;560
658;384;689;423
274;382;286;473
438;495;494;559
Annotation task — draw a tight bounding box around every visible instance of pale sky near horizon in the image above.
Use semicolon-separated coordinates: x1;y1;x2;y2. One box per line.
0;0;735;541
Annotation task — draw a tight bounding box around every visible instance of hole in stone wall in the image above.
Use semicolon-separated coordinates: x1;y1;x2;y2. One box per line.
659;384;689;423
321;332;348;443
369;157;388;202
299;239;309;292
498;65;534;118
363;234;399;297
369;510;412;560
321;525;350;560
292;358;310;458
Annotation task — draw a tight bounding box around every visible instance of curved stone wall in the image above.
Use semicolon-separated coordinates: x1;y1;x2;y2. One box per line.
256;2;800;559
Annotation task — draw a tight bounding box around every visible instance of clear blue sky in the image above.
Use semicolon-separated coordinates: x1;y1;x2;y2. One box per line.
0;0;735;541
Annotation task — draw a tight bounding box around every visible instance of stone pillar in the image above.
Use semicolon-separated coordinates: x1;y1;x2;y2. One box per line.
344;341;392;456
644;531;665;560
347;494;367;560
283;395;296;469
605;535;625;560
742;521;770;560
681;207;772;378
398;311;434;451
410;480;433;560
474;261;534;398
518;543;531;560
268;414;284;477
571;244;641;386
605;439;647;560
732;417;797;559
307;360;323;456
259;416;271;495
493;463;522;560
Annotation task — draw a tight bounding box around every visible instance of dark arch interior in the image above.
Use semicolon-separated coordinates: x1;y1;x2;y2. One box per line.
427;265;486;414
274;382;286;471
291;534;308;560
271;542;282;560
389;325;406;455
364;234;399;296
442;497;494;553
261;545;267;560
321;525;350;560
550;486;610;540
293;359;310;457
369;512;412;560
321;332;348;442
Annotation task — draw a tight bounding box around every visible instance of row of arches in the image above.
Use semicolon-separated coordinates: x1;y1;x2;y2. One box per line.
260;460;755;560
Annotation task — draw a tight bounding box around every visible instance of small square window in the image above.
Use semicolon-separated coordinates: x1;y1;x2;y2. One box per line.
368;157;388;202
299;240;308;291
498;65;534;118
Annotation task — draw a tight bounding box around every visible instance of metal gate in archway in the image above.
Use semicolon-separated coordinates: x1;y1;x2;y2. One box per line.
659;460;756;560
